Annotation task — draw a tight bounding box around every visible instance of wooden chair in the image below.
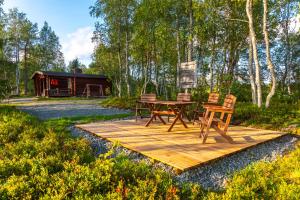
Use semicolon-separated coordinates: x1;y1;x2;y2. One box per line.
135;93;157;121
199;94;237;144
193;92;220;124
177;93;191;102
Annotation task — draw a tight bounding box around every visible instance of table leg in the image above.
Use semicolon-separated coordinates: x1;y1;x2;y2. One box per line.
145;113;156;127
145;104;166;127
167;105;188;132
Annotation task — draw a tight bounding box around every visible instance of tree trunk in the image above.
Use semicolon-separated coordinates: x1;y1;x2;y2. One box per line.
15;45;20;95
263;0;276;108
187;0;193;62
248;39;257;104
246;0;262;107
125;30;131;96
117;51;122;98
142;53;150;95
282;2;290;92
24;43;29;95
209;39;216;92
117;24;122;97
176;15;181;88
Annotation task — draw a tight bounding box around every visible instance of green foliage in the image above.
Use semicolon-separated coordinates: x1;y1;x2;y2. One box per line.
101;96;137;110
0;102;299;199
44;112;133;132
0;80;11;100
222;145;300;200
234;102;300;132
1;9;65;96
0;106;205;199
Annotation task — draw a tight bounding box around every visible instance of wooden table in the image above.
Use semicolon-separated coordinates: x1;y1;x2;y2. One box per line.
142;100;195;132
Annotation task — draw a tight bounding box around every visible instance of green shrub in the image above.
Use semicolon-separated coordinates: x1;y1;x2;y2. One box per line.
234;102;299;131
1;105;299;199
101;97;137;109
0;80;12;101
222;145;300;200
0;106;205;199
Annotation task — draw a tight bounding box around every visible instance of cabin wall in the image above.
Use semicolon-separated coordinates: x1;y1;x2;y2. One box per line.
32;74;111;97
74;77;111;96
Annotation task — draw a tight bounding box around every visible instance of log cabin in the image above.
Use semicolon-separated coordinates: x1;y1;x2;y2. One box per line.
31;71;111;97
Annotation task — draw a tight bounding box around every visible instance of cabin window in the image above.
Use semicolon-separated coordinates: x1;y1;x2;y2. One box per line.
50;79;59;86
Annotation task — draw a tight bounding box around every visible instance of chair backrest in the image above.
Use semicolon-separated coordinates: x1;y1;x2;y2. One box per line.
177;93;191;102
208;92;220;104
140;93;156;102
223;94;237;109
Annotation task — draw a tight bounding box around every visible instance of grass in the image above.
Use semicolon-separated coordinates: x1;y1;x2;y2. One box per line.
37;96;107;101
44;113;133;132
100;96;137;110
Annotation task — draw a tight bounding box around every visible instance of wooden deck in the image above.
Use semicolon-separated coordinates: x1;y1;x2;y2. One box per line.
76;118;287;172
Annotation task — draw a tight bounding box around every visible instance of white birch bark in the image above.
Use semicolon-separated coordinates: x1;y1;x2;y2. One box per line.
263;0;276;108
246;0;262;107
248;39;257;104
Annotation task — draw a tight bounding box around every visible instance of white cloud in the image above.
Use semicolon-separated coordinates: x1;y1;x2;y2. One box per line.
62;26;94;66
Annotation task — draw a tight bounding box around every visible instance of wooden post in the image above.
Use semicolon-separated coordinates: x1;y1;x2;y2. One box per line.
87;84;90;98
46;76;50;97
73;77;76;96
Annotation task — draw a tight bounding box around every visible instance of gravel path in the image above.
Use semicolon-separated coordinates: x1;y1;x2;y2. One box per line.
70;125;299;190
18;102;130;120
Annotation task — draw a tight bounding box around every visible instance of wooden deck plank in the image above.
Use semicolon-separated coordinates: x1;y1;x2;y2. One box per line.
76;118;287;171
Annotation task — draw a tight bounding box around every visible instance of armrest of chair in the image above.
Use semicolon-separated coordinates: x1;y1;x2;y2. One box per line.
203;102;219;106
205;105;234;114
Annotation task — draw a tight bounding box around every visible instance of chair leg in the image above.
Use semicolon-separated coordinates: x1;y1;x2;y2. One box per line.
213;125;234;143
202;127;209;144
199;123;204;138
223;114;232;133
202;112;215;144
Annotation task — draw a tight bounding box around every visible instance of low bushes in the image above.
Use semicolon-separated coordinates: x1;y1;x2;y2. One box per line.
0;106;205;199
234;102;300;133
221;145;300;199
101;97;137;110
1;105;300;199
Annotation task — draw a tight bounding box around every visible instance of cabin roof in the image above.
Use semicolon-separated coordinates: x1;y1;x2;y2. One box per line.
31;71;107;79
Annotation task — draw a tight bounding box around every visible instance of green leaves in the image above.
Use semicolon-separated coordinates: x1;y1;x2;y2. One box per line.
0;106;202;199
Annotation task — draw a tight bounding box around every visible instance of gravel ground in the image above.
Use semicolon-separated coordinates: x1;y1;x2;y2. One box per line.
70;125;299;190
18;103;130;120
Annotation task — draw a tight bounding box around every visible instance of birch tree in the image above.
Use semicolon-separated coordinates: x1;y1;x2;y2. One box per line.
246;0;262;107
263;0;276;108
248;40;257;104
6;9;26;95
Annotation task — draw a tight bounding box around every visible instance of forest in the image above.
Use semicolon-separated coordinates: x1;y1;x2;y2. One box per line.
88;0;300;107
0;0;299;106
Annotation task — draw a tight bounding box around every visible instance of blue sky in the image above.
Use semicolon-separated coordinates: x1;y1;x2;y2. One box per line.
3;0;97;66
